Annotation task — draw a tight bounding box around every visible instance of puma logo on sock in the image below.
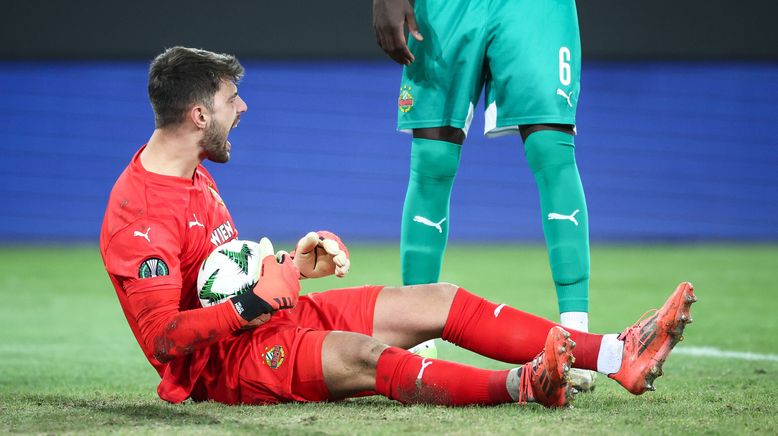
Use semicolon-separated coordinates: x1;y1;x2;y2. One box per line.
547;209;580;226
413;215;446;233
416;357;433;387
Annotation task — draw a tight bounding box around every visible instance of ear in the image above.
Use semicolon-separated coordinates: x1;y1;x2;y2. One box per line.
189;105;208;129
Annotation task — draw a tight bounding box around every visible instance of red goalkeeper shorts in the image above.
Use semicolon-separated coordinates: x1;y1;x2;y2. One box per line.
192;285;384;405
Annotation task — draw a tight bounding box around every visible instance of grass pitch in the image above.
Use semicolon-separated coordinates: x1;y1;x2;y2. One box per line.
1;244;777;434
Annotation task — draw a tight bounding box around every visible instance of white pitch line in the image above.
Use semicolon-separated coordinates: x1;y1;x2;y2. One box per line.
674;346;778;362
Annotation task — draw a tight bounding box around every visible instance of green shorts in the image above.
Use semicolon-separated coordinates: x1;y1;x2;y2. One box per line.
397;0;581;137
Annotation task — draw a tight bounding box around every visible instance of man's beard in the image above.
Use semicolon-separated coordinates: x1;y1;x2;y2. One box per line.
200;120;230;163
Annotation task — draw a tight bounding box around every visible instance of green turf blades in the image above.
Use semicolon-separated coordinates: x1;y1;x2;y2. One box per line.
1;244;777;433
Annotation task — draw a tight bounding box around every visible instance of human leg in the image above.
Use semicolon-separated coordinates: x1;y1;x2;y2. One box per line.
400;132;462;285
295;286;519;403
522;127;590;324
240;281;695;405
397;0;487;286
307;283;575;406
483;0;589;327
320;328;574;407
399;129;463;357
396;0;489;356
372;283;600;368
522;125;594;389
372;281;696;394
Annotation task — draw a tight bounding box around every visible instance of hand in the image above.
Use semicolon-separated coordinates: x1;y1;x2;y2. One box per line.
252;237;301;311
373;0;423;65
291;231;350;279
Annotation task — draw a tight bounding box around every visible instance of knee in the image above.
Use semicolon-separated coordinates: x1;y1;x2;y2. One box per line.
418;282;459;307
523;129;576;173
433;282;459;298
322;332;388;396
410;138;461;180
341;334;388;372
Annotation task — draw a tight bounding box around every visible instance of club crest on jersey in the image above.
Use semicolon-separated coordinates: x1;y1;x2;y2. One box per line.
398;85;414;113
263;345;285;369
138;257;169;278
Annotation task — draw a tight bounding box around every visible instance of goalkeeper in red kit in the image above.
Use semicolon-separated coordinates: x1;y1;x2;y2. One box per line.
99;46;696;407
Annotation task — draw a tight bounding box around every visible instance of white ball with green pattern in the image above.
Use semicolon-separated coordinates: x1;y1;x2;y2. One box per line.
197;239;262;307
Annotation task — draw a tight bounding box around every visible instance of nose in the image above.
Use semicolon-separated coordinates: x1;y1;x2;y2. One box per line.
237;96;248;113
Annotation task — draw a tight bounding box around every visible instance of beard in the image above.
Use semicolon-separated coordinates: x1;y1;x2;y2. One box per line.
200;120;231;164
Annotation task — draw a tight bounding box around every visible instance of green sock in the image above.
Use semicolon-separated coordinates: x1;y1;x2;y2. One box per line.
524;130;590;313
400;138;461;285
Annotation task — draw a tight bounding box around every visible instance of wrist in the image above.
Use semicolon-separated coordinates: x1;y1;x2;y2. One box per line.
230;292;274;322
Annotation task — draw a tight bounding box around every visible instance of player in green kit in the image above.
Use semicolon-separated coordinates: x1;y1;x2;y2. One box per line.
373;0;595;390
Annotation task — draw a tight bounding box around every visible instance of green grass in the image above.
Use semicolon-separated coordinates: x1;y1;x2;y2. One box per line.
1;244;777;434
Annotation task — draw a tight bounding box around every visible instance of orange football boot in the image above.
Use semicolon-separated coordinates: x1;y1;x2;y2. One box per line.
609;282;697;394
518;326;576;408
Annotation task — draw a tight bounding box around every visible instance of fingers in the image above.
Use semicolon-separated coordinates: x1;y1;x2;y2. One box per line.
287;231;351;279
320;238;341;256
316;231;349;255
258;237;275;259
406;9;423;42
333;255;350;278
258;238;299;281
318;239;350;277
316;231;350;277
390;28;414;65
320;242;349;275
295;232;319;254
374;17;415;64
280;256;302;284
275;250;290;263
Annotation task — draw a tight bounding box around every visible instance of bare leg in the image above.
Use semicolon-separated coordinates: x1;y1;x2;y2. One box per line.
319;324;575;407
321;331;387;398
372;283;458;348
321;282;696;403
322;283;457;398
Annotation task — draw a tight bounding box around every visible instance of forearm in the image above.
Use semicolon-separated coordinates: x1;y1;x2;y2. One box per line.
128;283;245;363
146;302;244;363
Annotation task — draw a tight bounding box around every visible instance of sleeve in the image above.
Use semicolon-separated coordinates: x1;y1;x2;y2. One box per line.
105;218;245;363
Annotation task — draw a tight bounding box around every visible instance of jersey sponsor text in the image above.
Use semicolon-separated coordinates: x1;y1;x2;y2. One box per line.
210;221;235;246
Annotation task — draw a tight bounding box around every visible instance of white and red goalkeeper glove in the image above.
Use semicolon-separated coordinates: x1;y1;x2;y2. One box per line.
230;237;301;322
290;230;350;279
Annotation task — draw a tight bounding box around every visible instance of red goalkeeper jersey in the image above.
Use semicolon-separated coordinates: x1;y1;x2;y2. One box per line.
100;146;245;402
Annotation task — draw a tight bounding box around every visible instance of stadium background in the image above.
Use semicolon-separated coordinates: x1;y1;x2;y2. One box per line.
2;2;778;434
1;0;776;244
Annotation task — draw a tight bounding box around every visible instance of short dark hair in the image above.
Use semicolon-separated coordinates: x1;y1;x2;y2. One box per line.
148;46;244;128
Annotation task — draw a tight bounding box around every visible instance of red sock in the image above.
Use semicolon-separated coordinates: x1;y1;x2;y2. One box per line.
375;347;513;406
441;288;602;371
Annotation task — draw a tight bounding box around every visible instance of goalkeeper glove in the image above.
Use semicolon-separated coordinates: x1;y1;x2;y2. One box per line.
291;230;350;279
230;237;300;322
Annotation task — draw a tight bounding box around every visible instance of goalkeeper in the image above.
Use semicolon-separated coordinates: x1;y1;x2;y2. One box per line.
100;46;695;408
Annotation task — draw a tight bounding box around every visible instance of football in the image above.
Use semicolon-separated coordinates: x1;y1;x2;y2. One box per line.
197;239;261;307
